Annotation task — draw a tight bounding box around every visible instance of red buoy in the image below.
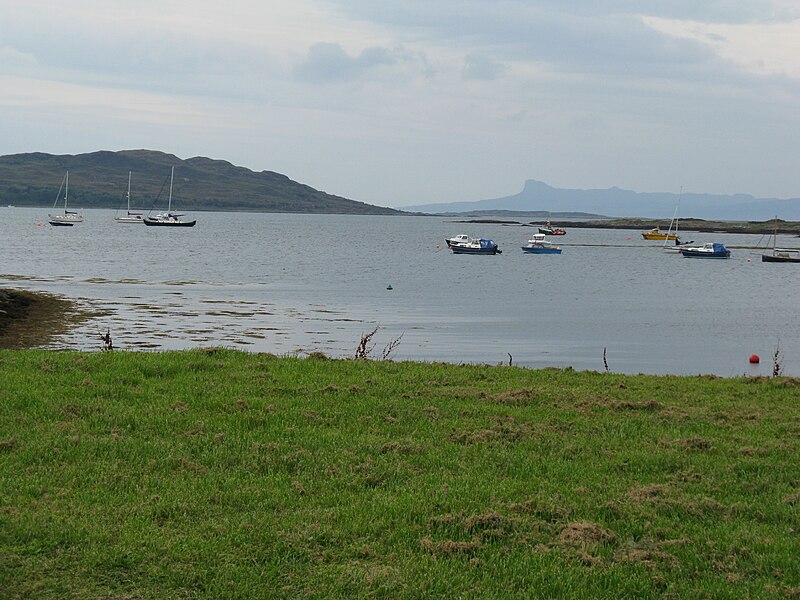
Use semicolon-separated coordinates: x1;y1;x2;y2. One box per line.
749;354;760;364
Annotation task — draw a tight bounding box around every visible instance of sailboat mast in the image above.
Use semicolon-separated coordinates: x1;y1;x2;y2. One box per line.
168;166;174;213
774;216;778;252
663;187;682;247
65;171;69;211
126;171;132;211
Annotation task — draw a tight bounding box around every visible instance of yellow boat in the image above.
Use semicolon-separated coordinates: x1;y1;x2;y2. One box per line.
641;228;678;241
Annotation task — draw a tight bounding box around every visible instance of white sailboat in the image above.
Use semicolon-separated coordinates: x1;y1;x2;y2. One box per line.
762;217;800;263
143;167;196;227
48;171;83;226
115;171;144;224
662;188;693;252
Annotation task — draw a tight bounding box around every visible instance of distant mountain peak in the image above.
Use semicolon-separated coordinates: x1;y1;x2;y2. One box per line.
401;179;800;220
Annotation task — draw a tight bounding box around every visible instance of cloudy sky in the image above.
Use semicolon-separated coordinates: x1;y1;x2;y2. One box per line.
1;1;799;207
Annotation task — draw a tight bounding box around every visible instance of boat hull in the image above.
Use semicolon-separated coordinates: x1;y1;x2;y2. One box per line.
48;220;74;227
450;246;501;255
48;215;83;224
539;228;566;235
642;232;677;240
762;253;800;263
681;250;730;258
143;218;196;227
522;246;561;254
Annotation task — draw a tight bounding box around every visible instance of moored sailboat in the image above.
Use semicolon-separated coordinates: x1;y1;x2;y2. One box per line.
762;217;800;263
48;171;83;226
662;188;694;252
143;167;196;227
115;171;144;224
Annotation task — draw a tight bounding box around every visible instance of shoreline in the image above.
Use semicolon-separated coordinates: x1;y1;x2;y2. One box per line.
0;288;86;349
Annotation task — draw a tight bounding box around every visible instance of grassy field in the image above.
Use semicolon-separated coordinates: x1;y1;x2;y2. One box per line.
1;349;799;598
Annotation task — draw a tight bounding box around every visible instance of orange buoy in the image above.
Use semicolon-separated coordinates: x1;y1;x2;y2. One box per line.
749;354;760;364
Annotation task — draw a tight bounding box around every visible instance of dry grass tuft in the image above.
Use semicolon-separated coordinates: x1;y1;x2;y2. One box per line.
613;400;663;412
0;437;15;451
738;447;765;456
576;550;604;567
428;513;462;528
183;421;205;436
618;547;678;569
659;408;690;421
661;437;714;451
450;429;498;444
558;521;615;548
420;537;481;555
489;388;539;406
782;492;800;506
304;410;323;423
422;406;440;419
380;441;419;455
784;587;800;597
503;496;572;522
449;417;531;445
462;510;509;532
626;483;669;502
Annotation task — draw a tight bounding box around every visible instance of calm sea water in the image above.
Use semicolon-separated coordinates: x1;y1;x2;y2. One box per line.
2;207;799;376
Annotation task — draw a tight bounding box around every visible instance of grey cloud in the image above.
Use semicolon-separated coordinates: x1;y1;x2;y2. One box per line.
0;17;281;102
325;1;800;27
462;53;504;80
321;1;794;82
294;42;403;83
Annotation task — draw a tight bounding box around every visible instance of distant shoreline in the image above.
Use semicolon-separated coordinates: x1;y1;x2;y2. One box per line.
451;217;800;236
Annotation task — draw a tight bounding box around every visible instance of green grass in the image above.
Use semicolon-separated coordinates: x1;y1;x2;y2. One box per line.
1;349;799;598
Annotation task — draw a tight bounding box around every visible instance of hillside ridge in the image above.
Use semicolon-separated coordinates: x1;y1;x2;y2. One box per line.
0;150;400;215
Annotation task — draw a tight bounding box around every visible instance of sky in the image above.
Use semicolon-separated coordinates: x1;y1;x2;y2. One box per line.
1;1;799;208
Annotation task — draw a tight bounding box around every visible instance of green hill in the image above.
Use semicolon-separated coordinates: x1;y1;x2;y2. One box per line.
0;150;400;214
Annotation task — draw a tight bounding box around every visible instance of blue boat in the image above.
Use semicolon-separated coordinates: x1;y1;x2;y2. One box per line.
450;238;502;255
680;242;731;259
522;233;562;254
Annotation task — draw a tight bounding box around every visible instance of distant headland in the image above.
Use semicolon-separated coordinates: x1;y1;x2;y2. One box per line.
0;150;401;215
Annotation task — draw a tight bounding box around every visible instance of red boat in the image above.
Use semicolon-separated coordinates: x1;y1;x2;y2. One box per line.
538;221;566;235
